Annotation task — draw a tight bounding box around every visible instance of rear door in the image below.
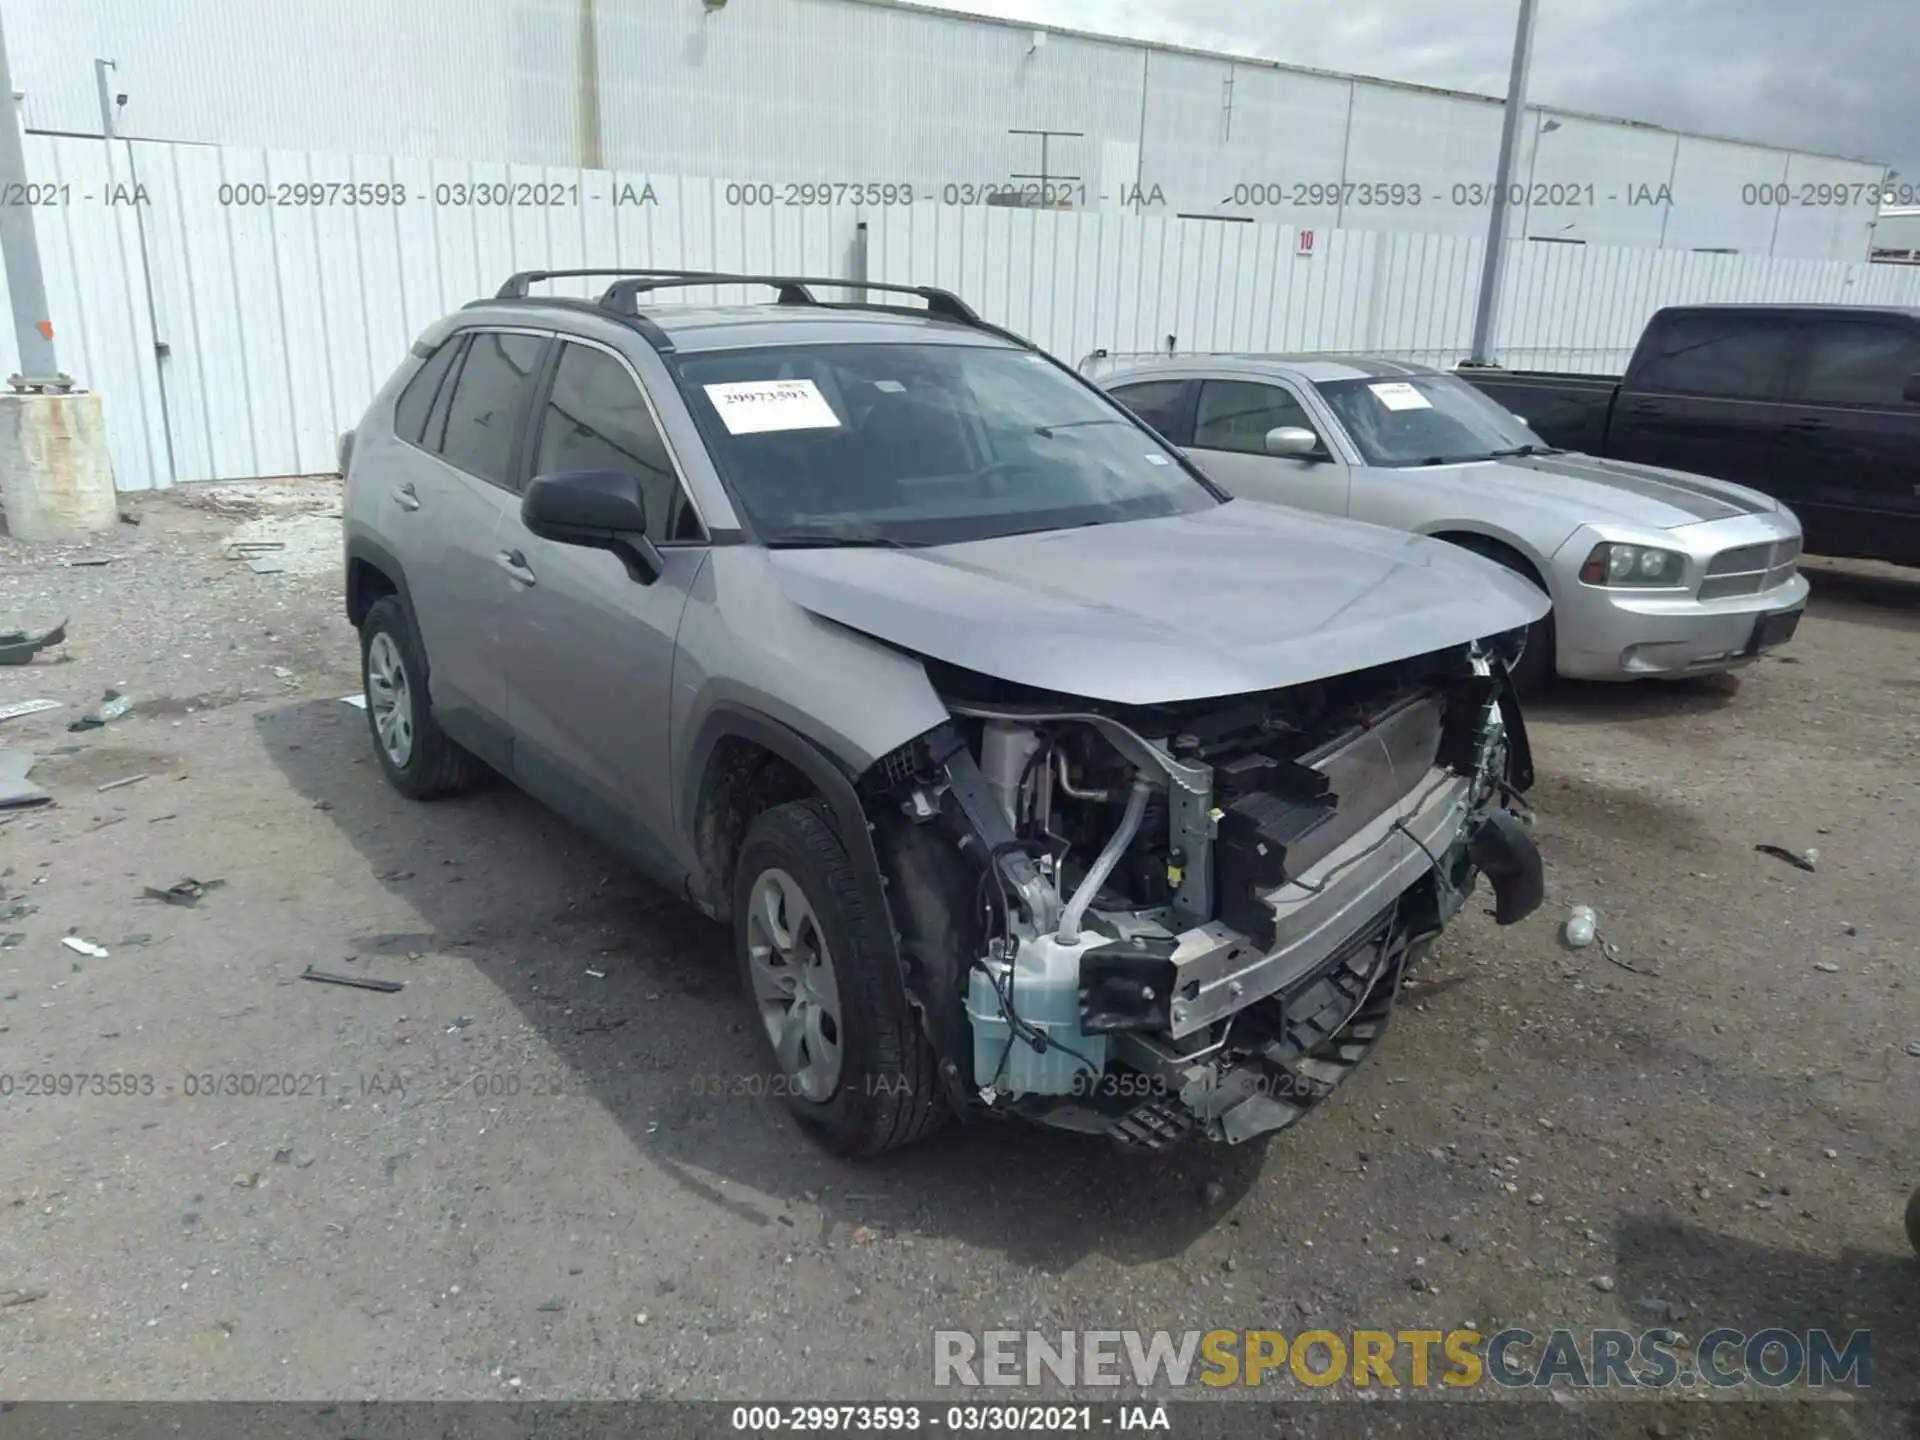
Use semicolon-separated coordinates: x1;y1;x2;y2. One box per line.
1606;311;1794;505
402;327;549;764
494;337;709;881
1775;313;1920;564
1107;377;1196;445
1184;377;1353;516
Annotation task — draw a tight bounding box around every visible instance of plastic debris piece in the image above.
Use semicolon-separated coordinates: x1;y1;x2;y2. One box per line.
141;877;226;907
340;693;368;709
68;689;134;732
0;750;51;810
1755;844;1817;873
61;936;109;958
300;965;404;993
0;699;62;723
249;557;287;575
97;773;151;793
0;618;68;666
1562;905;1597;949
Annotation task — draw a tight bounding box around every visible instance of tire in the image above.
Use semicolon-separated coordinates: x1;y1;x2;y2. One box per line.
732;798;947;1157
358;594;481;800
1445;535;1555;692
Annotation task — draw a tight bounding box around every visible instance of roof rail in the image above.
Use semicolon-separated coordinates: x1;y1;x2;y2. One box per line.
495;267;723;300
596;272;992;331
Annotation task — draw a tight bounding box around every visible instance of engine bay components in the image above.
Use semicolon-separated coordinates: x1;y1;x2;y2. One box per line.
867;643;1543;1146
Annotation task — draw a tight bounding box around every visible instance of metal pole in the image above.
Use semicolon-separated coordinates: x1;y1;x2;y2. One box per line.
1465;0;1537;367
0;14;58;378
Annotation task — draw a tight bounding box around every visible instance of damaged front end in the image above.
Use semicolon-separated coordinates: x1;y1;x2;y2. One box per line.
864;642;1542;1150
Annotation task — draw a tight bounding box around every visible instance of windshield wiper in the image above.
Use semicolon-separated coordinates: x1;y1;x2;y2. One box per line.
1032;418;1128;438
763;528;924;551
1487;443;1565;458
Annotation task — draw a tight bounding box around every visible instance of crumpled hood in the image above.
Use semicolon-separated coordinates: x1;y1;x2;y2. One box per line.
1481;450;1779;528
765;500;1549;705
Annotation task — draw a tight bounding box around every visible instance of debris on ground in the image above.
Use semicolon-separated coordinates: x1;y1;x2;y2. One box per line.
1813;961;1840;974
0;618;69;667
60;937;109;958
300;965;404;993
0;1288;49;1308
0;751;51;810
141;877;227;907
1561;905;1597;949
68;689;135;732
119;510;142;526
97;773;151;793
65;558;114;569
248;557;288;576
0;699;62;723
1755;843;1818;873
340;693;368;709
224;540;285;558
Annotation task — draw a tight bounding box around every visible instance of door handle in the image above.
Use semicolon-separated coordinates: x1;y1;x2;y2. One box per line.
390;482;421;511
495;549;537;586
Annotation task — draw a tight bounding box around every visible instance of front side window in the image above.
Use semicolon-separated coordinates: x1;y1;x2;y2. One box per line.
1635;315;1791;400
1193;380;1316;455
1110;379;1192;441
1313;374;1547;468
670;343;1216;546
1797;320;1920;407
438;331;545;488
535;344;704;541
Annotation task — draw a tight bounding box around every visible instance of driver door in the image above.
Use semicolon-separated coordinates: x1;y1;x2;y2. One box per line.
1185;377;1352;517
494;338;709;885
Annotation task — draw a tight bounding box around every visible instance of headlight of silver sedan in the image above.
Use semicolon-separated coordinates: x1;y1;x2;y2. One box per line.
1578;541;1686;587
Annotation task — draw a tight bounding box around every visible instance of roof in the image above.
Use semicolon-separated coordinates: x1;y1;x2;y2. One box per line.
1651;303;1920;318
1094;352;1446;384
851;0;1887;168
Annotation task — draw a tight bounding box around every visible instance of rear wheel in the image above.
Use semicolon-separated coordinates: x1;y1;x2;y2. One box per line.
359;595;480;800
732;799;947;1156
1443;535;1554;692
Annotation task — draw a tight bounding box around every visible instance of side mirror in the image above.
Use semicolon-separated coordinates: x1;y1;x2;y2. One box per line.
522;470;664;583
1903;373;1920;405
1265;425;1322;458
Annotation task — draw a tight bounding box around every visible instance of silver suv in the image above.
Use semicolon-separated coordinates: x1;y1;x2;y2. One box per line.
341;269;1548;1157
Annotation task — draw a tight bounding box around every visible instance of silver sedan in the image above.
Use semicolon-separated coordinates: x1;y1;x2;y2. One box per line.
1090;353;1808;686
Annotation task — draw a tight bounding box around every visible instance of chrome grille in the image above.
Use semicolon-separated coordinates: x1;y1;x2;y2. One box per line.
1699;536;1801;601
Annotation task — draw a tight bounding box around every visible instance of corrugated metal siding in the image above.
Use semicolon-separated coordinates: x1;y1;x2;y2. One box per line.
0;0;1888;261
9;133;1920;492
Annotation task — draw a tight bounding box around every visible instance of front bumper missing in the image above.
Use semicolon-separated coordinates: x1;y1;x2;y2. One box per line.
1164;767;1473;1039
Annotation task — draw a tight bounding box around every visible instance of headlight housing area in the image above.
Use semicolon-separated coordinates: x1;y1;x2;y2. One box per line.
1578;541;1686;588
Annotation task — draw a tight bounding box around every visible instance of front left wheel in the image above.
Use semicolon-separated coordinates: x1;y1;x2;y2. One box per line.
732;798;947;1157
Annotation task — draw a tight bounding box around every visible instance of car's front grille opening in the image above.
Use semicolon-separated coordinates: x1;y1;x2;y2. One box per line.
1700;537;1800;600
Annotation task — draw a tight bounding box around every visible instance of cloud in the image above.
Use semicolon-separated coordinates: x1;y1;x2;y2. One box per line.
923;0;1915;177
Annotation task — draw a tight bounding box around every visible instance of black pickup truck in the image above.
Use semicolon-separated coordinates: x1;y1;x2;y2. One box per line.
1459;305;1920;568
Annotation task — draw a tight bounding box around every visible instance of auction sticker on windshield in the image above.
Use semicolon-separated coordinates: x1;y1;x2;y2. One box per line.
1369;381;1432;411
703;379;843;434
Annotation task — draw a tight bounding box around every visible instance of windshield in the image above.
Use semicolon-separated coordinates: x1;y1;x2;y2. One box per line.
671;343;1217;545
1314;374;1550;467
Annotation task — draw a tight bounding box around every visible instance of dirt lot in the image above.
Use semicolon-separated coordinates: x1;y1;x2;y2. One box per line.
0;482;1915;1417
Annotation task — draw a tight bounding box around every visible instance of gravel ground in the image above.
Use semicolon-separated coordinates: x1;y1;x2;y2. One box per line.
0;482;1915;1423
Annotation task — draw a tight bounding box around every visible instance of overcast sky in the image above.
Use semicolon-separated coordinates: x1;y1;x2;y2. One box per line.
923;0;1915;180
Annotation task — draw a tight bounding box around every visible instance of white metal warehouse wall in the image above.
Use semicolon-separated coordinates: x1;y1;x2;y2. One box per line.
0;0;1888;261
6;133;1920;493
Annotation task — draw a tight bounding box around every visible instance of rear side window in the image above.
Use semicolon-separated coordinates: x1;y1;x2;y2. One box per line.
394;337;463;446
1796;319;1920;407
1193;380;1315;453
533;343;704;541
1109;379;1192;441
438;331;545;488
1634;314;1791;401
